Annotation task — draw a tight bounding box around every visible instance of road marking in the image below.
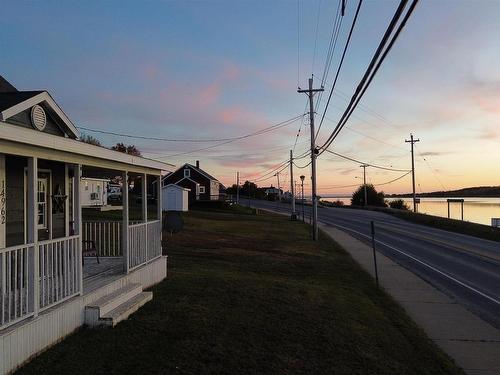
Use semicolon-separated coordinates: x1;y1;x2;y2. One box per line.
325;221;500;307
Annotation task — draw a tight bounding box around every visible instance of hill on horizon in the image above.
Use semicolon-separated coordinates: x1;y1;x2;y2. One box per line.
390;186;500;198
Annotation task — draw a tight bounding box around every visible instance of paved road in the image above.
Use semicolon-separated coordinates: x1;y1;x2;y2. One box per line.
248;199;500;329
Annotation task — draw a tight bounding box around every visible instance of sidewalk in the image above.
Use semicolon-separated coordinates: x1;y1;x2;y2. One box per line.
319;223;500;375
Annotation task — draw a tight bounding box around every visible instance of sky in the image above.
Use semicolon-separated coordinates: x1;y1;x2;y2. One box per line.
2;0;500;196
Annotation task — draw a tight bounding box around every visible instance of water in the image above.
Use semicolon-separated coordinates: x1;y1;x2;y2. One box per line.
323;197;500;226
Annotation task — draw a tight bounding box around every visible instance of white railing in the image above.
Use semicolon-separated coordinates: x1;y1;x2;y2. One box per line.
0;244;35;329
83;221;123;257
38;236;81;311
128;220;161;271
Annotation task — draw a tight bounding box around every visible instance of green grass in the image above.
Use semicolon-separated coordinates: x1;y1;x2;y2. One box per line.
17;208;463;375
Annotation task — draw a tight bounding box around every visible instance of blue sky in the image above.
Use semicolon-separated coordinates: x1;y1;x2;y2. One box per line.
2;1;500;194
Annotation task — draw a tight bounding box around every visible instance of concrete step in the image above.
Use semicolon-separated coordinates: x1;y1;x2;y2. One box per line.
99;291;153;327
85;283;143;326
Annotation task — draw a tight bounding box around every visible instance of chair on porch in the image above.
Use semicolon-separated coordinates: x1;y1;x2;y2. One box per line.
82;240;100;265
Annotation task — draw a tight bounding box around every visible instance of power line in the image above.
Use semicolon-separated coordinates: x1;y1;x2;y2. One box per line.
318;170;411;190
78;114;304;144
318;0;419;154
316;0;363;140
323;149;410;172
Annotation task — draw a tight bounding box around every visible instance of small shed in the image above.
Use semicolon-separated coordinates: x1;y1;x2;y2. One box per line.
81;177;109;207
162;184;189;212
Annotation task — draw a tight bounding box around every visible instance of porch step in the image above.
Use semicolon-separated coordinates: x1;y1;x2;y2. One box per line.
84;283;152;327
100;292;153;327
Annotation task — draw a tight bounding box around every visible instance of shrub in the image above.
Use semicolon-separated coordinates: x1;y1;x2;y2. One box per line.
388;199;410;210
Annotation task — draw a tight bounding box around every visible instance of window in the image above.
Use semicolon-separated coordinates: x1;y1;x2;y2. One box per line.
199;186;205;194
37;178;48;229
184;169;190;178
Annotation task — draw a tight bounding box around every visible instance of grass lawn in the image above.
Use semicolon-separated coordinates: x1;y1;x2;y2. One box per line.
17;207;463;374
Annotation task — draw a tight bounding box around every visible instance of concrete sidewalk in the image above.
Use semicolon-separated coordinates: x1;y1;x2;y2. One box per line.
319;223;500;375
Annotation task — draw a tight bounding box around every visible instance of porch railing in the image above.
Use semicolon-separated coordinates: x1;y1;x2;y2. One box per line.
82;221;123;257
0;244;35;329
128;220;161;271
38;236;81;311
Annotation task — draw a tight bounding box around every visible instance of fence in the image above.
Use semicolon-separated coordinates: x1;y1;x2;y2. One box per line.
128;220;161;270
38;236;81;311
0;244;35;329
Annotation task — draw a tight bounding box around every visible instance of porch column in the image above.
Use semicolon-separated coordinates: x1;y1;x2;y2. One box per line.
157;174;162;222
122;171;129;273
141;173;147;223
0;154;5;249
27;157;39;316
73;164;83;295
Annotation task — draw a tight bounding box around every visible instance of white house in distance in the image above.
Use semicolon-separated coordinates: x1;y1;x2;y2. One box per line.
81;177;109;207
162;184;189;212
0;75;174;374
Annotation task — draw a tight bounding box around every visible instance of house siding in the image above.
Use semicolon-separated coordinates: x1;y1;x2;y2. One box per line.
163;164;219;203
6;107;65;137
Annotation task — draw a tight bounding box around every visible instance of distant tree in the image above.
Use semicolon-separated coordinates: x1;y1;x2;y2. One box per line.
111;142;142;156
351;184;386;207
388;199;410;210
80;134;102;146
226;181;266;200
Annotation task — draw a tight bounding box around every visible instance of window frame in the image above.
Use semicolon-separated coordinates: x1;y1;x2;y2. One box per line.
199;186;205;194
37;177;48;230
184;169;190;178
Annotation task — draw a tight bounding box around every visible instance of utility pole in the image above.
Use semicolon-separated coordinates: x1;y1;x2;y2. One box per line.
275;171;281;202
290;150;296;219
236;171;240;204
405;133;420;212
360;164;368;206
300;175;305;223
298;76;324;241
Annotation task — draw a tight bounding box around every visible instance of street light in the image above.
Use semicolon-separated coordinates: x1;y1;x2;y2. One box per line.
300;175;305;223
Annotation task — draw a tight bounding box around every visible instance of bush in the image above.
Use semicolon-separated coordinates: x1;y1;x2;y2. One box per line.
351;184;386;207
388;199;410;210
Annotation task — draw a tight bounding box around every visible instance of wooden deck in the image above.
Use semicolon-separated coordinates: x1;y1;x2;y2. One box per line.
83;257;124;294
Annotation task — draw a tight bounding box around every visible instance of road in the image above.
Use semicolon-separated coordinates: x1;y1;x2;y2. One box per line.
247;199;500;329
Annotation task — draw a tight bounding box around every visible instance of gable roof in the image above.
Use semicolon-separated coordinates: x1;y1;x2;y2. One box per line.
0;90;80;139
163;163;220;183
184;163;219;181
0;75;18;93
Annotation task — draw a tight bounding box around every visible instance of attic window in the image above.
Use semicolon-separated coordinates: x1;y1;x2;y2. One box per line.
184;169;190;178
30;105;47;131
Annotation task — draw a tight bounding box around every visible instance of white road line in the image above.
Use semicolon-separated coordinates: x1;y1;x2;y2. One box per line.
325;221;500;306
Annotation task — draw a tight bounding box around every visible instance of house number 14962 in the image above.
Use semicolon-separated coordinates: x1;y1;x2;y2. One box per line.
0;180;5;225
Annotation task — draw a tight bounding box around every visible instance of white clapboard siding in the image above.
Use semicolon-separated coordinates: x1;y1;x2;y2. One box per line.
128;220;161;271
0;244;35;330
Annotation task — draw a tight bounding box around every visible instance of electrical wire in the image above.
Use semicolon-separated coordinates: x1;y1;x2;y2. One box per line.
318;0;419;154
316;0;363;140
323;149;410;172
78;114;304;144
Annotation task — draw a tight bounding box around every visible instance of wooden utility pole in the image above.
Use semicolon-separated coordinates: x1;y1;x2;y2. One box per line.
275;171;281;202
290;150;296;219
360;164;368;206
298;76;324;241
405;134;420;212
236;171;240;204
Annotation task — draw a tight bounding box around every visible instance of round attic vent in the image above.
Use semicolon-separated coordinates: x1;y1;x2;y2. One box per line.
30;105;47;131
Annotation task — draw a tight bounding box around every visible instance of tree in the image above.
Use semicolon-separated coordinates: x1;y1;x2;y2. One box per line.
80;134;101;146
351;184;386;207
225;181;266;200
111;142;141;156
388;199;410;210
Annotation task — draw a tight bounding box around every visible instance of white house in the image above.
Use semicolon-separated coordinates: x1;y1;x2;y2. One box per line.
0;75;174;374
162;184;189;212
81;177;109;207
